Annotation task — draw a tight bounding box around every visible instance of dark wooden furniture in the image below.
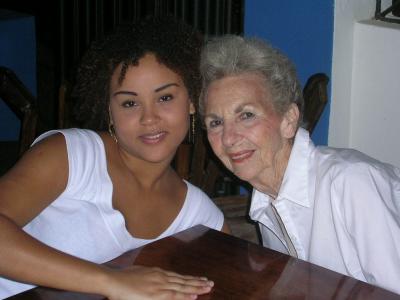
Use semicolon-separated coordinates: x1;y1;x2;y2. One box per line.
0;67;38;156
8;225;400;300
303;73;329;134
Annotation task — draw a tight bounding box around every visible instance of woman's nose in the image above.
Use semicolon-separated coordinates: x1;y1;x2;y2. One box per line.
140;105;160;125
221;122;240;148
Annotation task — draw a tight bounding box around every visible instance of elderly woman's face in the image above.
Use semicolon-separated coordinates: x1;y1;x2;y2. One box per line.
204;73;298;185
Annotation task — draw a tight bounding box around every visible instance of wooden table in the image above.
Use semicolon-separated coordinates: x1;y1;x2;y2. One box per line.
8;225;400;299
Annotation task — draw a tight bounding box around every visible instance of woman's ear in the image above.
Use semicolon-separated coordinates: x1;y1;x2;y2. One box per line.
280;103;300;139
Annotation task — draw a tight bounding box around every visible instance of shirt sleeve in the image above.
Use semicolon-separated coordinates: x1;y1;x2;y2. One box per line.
332;162;400;294
183;182;225;231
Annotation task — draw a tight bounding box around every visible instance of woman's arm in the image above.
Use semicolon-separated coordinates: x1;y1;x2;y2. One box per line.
0;134;68;227
0;134;213;299
0;215;213;299
221;221;231;234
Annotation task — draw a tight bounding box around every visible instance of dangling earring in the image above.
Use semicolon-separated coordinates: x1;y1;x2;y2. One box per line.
108;123;118;143
108;107;118;143
189;114;195;144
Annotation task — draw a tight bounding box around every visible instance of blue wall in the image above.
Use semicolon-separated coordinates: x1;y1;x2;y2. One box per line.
244;1;334;145
0;10;36;141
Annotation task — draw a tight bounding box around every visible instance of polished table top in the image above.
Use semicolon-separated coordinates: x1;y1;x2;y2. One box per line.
8;225;400;299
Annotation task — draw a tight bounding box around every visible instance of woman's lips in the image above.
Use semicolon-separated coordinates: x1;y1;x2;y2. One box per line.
229;150;254;163
139;131;167;144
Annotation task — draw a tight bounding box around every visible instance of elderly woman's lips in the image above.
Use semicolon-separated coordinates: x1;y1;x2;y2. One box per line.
139;131;167;144
229;150;255;163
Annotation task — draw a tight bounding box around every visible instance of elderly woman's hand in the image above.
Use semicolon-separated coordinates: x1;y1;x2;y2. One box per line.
103;265;214;300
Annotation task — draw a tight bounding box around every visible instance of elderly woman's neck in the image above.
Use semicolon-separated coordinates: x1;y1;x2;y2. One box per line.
250;142;293;200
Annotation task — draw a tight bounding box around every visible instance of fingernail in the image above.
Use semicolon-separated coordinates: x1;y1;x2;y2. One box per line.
190;295;198;299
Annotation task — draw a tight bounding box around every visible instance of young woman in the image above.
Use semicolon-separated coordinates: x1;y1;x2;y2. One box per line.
0;18;228;299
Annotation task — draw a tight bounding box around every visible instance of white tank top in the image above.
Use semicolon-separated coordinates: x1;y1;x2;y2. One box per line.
0;128;223;299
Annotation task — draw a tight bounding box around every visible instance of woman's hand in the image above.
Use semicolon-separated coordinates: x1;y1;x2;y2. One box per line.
103;265;214;300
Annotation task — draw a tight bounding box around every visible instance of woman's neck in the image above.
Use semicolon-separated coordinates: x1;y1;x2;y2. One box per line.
121;154;176;190
250;141;293;199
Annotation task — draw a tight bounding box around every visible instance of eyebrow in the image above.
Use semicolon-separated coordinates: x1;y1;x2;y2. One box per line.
234;103;254;114
155;83;179;92
113;91;137;97
204;113;220;119
205;102;254;118
112;83;179;97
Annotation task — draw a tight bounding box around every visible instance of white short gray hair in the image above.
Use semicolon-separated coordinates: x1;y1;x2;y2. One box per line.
199;35;303;124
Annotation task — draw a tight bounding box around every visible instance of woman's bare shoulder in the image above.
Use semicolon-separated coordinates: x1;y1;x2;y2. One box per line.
0;133;69;226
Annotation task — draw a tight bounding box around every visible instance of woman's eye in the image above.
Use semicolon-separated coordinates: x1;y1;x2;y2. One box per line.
159;94;173;102
122;100;137;108
207;119;223;129
240;111;255;120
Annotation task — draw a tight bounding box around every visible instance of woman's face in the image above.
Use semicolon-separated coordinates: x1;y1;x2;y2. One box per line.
204;73;298;186
109;53;194;164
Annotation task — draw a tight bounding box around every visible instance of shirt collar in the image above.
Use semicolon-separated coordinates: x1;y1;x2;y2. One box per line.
277;127;312;207
250;127;313;221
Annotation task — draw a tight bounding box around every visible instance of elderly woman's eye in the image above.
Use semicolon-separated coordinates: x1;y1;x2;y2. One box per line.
240;112;255;120
208;119;223;129
122;100;137;108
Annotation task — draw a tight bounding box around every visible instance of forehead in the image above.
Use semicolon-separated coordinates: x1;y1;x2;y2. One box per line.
110;54;183;89
205;73;271;112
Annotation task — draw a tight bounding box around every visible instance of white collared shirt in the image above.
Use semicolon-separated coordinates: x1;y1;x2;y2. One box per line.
249;128;400;294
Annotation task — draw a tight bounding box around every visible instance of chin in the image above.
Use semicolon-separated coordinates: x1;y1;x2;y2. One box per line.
149;154;175;163
139;151;175;164
232;168;256;183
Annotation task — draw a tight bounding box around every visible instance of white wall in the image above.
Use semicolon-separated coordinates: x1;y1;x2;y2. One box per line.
351;20;400;167
330;0;400;167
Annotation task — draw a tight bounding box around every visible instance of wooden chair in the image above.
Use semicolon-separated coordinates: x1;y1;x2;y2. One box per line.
0;67;39;156
174;73;329;243
57;80;76;129
302;73;329;134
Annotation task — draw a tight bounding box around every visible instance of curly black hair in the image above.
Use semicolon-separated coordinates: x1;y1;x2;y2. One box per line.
72;17;203;130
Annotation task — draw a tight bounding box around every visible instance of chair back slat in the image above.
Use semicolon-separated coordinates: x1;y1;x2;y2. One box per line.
303;73;329;134
0;67;38;155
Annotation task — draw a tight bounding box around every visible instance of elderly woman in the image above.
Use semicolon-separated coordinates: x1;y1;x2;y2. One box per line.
199;35;400;294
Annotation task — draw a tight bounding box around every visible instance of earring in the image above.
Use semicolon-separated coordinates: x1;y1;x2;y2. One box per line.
189;114;195;144
108;123;118;143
